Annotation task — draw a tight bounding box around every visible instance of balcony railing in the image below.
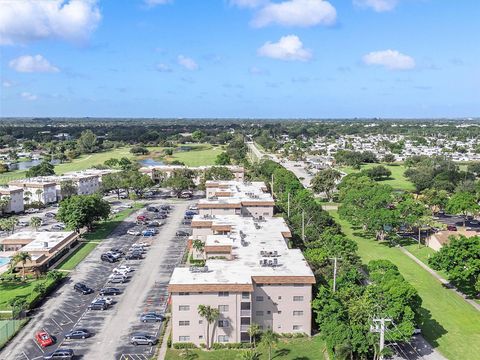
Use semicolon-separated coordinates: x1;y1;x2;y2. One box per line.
240;310;251;317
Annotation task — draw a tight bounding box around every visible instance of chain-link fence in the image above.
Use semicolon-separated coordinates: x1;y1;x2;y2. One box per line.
0;318;28;349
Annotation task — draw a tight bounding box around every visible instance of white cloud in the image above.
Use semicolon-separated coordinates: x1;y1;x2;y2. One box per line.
230;0;266;8
9;55;60;73
2;80;13;88
156;63;172;72
20;92;37;101
354;0;399;12
258;35;312;61
144;0;172;7
0;0;101;45
177;55;198;70
362;49;415;70
252;0;336;28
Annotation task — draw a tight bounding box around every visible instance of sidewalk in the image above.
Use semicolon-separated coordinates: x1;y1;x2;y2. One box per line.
157;318;172;360
400;247;480;311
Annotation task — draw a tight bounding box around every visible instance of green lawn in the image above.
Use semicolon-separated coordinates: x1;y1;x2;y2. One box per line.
337;163;414;191
329;210;480;360
167;144;223;167
0;277;57;311
0;148;135;184
166;336;328;360
57;203;143;271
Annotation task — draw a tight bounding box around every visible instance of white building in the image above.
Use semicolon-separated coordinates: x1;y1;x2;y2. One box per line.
0;186;24;214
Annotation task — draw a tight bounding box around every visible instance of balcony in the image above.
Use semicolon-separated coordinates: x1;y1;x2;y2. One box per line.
240;310;251;317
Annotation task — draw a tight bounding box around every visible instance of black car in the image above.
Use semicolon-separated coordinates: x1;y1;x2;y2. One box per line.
43;349;74;359
154;214;167;219
184;214;193;220
146;206;158;212
176;230;190;237
110;248;125;255
74;283;94;295
99;287;121;296
125;252;143;260
101;253;118;263
65;328;91;339
88;300;109;310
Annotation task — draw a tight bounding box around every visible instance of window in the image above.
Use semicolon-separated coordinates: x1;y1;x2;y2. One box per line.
179;336;190;341
179;305;190;311
199;320;203;324
267;310;271;314
218;305;229;312
242;292;250;299
278;296;282;300
293;325;303;330
199;335;203;339
293;296;304;302
179;292;190;296
293;311;304;316
278;311;282;314
218;335;229;343
218;291;229;297
255;311;264;316
218;320;229;327
179;321;190;326
256;296;264;301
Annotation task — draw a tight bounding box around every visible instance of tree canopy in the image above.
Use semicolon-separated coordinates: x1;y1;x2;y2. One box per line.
57;194;111;231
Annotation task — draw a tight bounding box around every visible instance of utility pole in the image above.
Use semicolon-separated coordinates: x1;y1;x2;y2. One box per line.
271;173;274;198
287;192;290;218
329;257;342;292
371;318;392;360
301;210;305;243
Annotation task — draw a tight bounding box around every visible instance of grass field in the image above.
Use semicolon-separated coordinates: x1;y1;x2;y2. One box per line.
165;336;328;360
166;144;223;167
337;163;414;191
57;203;143;271
0;277;57;311
329;210;480;360
0;148;134;184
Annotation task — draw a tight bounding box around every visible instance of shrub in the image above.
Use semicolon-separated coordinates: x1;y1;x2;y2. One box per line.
173;342;197;349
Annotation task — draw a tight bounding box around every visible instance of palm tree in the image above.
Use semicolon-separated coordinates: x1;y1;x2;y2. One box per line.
260;330;278;360
13;252;32;280
192;240;204;254
237;350;260;360
0;195;10;215
24;191;32;205
247;323;262;348
8;217;18;234
197;304;220;350
30;216;42;231
35;189;44;203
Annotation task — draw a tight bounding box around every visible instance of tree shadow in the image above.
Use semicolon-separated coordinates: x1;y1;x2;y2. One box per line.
273;348;291;358
416;307;447;348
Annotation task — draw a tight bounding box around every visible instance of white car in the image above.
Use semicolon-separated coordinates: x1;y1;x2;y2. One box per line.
127;229;141;236
115;265;133;272
189;205;198;211
113;268;130;275
93;296;113;305
51;223;65;230
133;242;150;247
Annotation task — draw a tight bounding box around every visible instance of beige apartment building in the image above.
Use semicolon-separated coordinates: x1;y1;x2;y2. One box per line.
0;186;24;214
168;182;315;347
9;179;57;205
199;180;275;219
140;165;245;184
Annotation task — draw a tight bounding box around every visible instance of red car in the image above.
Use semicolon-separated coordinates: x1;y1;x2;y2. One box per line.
447;225;457;231
35;330;54;347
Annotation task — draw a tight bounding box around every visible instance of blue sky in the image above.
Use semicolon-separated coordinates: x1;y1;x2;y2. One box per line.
1;0;479;118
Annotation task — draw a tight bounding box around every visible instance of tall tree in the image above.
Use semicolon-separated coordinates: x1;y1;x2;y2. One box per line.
57;194;111;232
77;129;97;153
446;191;480;227
12;252;32;280
30;216;42;231
197;304;220;350
260;330;279;360
310;168;342;201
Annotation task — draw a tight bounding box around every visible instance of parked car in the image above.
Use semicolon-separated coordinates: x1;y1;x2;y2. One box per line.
147;221;163;227
185;210;197;216
189;205;198;211
142;230;155;237
18;221;29;227
44;212;56;218
447;225;457;231
184;214;193;220
35;330;54;347
115;265;133;272
43;349;74;359
176;230;190;237
74;283;94;295
125;252;143;260
93;296;113;305
108;275;127;284
130;333;158;346
113;268;130;276
51;224;65;230
179;191;193;198
182;219;191;225
110;248;126;255
127;229;141;236
137;215;148;221
101;253;118;263
88;300;109;310
146;206;158;212
140;312;165;323
65;328;91;340
99;287;121;296
469;220;479;225
154;213;167;220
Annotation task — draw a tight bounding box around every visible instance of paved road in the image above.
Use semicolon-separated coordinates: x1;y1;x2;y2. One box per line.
391;335;447;360
0;199;192;360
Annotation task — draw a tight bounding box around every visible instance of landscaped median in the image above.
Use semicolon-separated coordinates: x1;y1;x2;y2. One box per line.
165;335;328;360
328;210;480;360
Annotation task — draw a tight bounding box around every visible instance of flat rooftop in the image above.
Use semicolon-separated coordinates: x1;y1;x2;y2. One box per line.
2;231;76;252
170;215;313;286
200;180;274;205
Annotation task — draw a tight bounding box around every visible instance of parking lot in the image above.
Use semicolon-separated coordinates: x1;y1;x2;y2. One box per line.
434;214;480;231
0;198;193;360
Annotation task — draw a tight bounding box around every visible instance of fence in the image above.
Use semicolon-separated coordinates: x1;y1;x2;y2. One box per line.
0;318;28;349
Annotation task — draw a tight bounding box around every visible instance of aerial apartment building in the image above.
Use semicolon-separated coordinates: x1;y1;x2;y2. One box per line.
140;165;245;184
9;178;57;205
168;181;315;346
199;180;275;218
0;186;24;214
